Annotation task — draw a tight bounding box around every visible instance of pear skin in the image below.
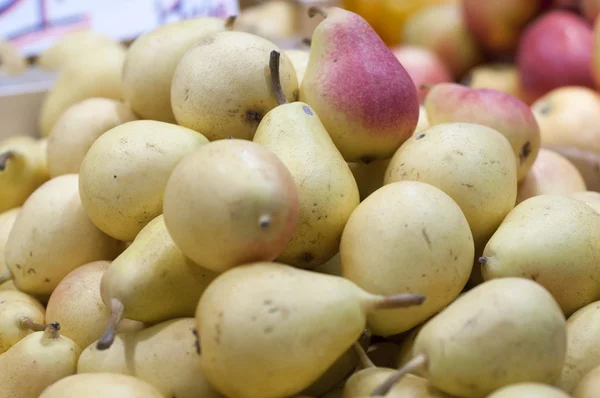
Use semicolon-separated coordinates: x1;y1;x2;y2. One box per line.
301;347;358;397
348;159;390;202
0;297;45;353
284;49;310;85
487;383;572;398
571;191;600;214
465;63;525;102
37;31;119;71
78;318;223;398
480;195;600;315
0;323;81;398
300;7;419;162
39;373;164;398
0;208;19;288
574;365;600;398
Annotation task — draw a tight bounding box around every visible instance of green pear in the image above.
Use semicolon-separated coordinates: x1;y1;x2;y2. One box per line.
40;373;164;398
574;365;600;398
480;195;600;315
487;383;572;398
3;174;123;298
253;51;359;268
0;323;81;398
123;16;234;123
570;191;600;214
0;208;20;288
45;261;144;350
384;123;518;248
171;31;298;141
78;120;209;241
196;261;425;398
341;181;474;336
373;278;566;398
96;215;218;349
78;318;223;398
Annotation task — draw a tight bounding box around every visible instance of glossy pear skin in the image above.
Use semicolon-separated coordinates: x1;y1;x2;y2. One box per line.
39;373;164;398
253;102;359;268
300;7;419;162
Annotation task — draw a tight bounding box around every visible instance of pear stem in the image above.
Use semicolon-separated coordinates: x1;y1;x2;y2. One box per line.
0;151;15;171
0;268;13;285
97;298;125;350
353;342;375;369
225;15;237;30
308;6;327;18
370;354;428;396
366;293;426;311
269;50;288;106
20;317;47;332
420;83;434;91
41;322;61;340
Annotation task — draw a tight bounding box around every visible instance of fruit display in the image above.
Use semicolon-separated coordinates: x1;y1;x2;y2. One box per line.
4;0;600;397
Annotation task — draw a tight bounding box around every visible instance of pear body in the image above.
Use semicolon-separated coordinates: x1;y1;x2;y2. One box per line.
78;318;222;398
574;365;600;398
571;191;600;214
481;195;600;315
37;31;119;71
5;174;123;297
79;120;209;241
253;102;359;268
40;373;164;398
285;49;310;85
0;208;20;287
0;297;45;353
300;7;419;162
487;383;572;398
301;346;358;397
343;367;397;398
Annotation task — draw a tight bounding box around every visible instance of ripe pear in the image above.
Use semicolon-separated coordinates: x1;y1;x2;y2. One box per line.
300;7;419;162
487;383;573;398
465;64;525;102
235;0;298;40
253;51;358;268
480;195;600;315
196;261;425;398
571;191;600;214
163;139;300;273
39;43;126;136
96;215;218;349
0;208;19;288
0;136;49;213
0;323;81;398
47;98;138;177
0;292;46;353
341;181;474;336
123;16;233;123
574;365;600;398
3;174;123;298
348;159;390;202
40;373;164;398
78;120;209;241
171;30;298;141
374;278;566;398
517;148;586;204
45;261;144;350
78;318;222;398
285;49;310;85
384;123;518;248
301;346;359;397
424;83;541;181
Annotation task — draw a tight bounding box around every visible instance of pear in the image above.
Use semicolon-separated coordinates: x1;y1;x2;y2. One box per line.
465;63;525;102
47;98;138;177
0;290;46;353
347;159;390;202
300;7;418;163
123;16;234;123
39;43;126;136
480;195;600;315
78;318;223;398
0;323;81;398
196;261;425;398
285;49;310;85
571;191;600;214
574;365;600;398
0;136;49;213
253;51;359;268
96;215;218;349
40;373;164;397
487;383;573;398
415;105;430;134
45;261;144;350
2;174;123;298
0;207;19;288
395;324;425;369
424;83;541;181
163;139;300;273
341;181;474;336
373;278;566;398
235;1;298;40
313;252;342;276
78;120;209;242
171;30;298;141
301;346;359;397
0;39;26;76
384;122;517;249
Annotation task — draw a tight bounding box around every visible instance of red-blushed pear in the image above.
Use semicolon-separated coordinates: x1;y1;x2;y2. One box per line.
424;83;541;182
300;7;419;163
517;11;594;103
391;45;452;103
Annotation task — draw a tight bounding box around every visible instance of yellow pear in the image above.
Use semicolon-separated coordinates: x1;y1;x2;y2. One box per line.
301;346;359;397
480;195;600;315
384;122;517;248
341;181;474;336
347;159;390;202
47;98;138;177
574;365;600;398
45;261;144;350
487;383;572;398
0;290;45;353
39;43;127;136
78;120;209;241
78;318;223;398
3;174;123;298
285;49;310;85
0;323;81;398
465;63;524;101
96;215;218;349
0;39;26;76
0;208;19;289
171;31;298;141
253;51;359;268
570;191;600;214
123;16;234;123
0;136;49;213
235;0;298;40
40;373;164;397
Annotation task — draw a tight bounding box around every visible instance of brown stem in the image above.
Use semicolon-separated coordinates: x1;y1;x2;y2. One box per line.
420;83;434;91
41;322;61;340
0;151;15;171
0;268;13;285
308;6;328;18
353;342;375;369
97;298;125;350
370;354;428;396
367;293;426;311
269;50;288;106
302;37;312;47
20;317;47;332
225;15;237;30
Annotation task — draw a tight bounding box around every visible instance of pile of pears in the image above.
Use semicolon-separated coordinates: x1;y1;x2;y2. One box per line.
2;5;600;398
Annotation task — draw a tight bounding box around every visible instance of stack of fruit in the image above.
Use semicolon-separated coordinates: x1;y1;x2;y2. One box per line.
1;1;600;397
